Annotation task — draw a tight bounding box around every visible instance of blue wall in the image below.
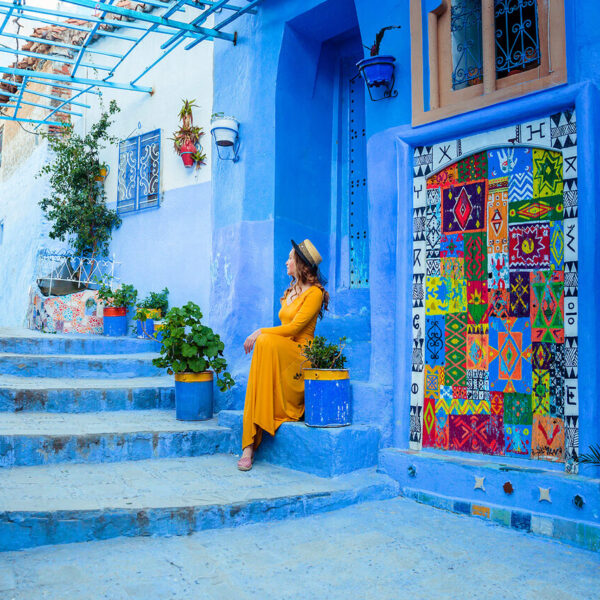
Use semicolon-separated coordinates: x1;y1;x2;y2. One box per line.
212;0;599;467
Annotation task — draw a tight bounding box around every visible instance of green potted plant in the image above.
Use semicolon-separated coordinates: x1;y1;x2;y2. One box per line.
298;336;350;427
37;101;122;270
152;302;235;420
171;99;206;168
133;287;169;339
97;280;138;337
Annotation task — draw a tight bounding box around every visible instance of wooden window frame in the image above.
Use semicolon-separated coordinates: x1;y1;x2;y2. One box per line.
411;0;567;126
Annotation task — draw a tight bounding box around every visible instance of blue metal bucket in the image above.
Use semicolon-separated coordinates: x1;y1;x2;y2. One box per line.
174;372;213;421
304;369;351;427
103;307;127;337
356;55;395;87
136;318;155;339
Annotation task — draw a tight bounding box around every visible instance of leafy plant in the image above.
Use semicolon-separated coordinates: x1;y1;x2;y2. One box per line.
37;100;122;257
134;287;170;321
579;444;600;466
97;281;138;308
369;25;401;56
299;336;348;370
171;99;205;168
152;301;235;392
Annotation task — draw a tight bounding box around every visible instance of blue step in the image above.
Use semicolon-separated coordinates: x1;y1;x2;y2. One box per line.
0;455;399;551
218;410;381;478
0;411;232;467
0;352;163;378
0;376;175;412
0;330;161;355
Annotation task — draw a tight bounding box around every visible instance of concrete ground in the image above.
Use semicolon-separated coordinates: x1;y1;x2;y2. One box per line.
1;496;598;600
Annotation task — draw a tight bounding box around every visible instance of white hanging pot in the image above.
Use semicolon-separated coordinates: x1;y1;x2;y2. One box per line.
210;116;238;147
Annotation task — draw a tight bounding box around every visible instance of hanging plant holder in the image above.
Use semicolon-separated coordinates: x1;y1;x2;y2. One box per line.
180;140;197;168
356;55;398;102
210;115;240;162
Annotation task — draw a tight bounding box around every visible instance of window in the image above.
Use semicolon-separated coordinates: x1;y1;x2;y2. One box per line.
410;0;566;125
117;129;160;215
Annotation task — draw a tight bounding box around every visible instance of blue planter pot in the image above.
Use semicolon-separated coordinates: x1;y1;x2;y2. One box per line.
103;307;128;337
356;55;396;87
136;319;155;339
304;369;351;427
174;372;214;421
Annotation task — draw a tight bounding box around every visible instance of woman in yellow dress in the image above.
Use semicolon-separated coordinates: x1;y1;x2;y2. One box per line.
237;239;329;471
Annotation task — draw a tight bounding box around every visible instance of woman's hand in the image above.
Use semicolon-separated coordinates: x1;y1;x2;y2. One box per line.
244;329;262;354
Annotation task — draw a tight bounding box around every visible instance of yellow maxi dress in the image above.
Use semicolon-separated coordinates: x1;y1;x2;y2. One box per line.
242;285;324;449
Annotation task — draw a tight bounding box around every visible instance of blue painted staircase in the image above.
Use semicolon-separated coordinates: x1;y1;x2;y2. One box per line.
0;329;396;551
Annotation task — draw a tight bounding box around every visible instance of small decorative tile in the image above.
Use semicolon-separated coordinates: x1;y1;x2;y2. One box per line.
473;476;485;491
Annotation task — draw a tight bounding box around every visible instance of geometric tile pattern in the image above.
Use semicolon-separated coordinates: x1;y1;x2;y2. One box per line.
413;112;577;470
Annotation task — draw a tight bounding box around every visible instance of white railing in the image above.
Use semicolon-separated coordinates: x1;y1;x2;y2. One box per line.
35;249;120;297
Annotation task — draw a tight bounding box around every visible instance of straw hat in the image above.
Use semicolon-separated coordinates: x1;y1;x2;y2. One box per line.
291;239;322;270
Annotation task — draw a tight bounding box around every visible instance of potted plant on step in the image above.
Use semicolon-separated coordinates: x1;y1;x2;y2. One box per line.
97;281;138;337
171;99;206;169
153;302;235;421
298;336;350;427
356;26;401;100
133;287;169;339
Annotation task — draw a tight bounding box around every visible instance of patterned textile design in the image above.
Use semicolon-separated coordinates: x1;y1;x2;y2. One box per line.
488;317;532;394
445;313;467;386
530;270;564;343
413;116;576;469
442;182;486;233
533;149;563;198
425;315;445;366
508;223;550;270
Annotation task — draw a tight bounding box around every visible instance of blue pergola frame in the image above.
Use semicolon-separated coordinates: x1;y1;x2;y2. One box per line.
0;0;262;127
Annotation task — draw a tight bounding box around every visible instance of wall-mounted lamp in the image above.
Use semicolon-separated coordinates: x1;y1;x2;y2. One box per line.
210;114;240;162
356;55;398;102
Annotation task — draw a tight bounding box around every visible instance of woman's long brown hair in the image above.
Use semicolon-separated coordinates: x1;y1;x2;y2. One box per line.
282;250;329;319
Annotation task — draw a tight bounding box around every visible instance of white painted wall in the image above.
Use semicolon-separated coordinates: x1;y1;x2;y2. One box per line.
0;6;217;325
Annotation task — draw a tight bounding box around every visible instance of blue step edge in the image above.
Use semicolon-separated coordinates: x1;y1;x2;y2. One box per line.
218;410;381;478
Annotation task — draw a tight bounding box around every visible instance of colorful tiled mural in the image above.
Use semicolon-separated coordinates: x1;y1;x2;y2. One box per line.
28;288;104;335
410;110;578;473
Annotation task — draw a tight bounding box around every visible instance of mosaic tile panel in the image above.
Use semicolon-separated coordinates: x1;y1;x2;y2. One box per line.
412;110;577;470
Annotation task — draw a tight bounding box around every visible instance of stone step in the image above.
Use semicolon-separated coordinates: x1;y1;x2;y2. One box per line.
0;455;399;551
218;410;381;478
0;352;163;378
0;328;160;355
0;411;232;468
0;376;175;413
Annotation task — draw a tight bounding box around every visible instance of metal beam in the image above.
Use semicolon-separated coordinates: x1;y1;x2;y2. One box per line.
178;0;257;13
0;65;153;94
38;83;95;127
0;45;113;72
0;11;140;42
0;115;65;126
185;0;262;50
65;0;236;41
0;84;91;108
161;0;230;50
27;78;101;96
0;31;125;59
1;96;83;117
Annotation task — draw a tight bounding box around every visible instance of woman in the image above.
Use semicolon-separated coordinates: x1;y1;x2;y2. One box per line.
238;239;329;471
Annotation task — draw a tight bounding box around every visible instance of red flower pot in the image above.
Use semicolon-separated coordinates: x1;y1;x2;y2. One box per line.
180;140;196;168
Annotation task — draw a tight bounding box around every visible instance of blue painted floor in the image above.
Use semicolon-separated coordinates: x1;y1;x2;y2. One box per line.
1;496;598;599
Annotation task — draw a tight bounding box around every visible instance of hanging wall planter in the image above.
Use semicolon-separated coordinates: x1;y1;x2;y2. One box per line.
357;25;401;102
171;99;207;169
210;113;240;162
179;140;197;168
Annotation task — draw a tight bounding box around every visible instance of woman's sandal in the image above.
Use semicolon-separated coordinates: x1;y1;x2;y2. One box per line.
237;455;254;471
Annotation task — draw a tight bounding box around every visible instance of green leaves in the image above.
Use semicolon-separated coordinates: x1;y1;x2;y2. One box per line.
299;336;348;370
37;100;121;257
137;288;169;313
151;301;234;392
97;280;138;308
